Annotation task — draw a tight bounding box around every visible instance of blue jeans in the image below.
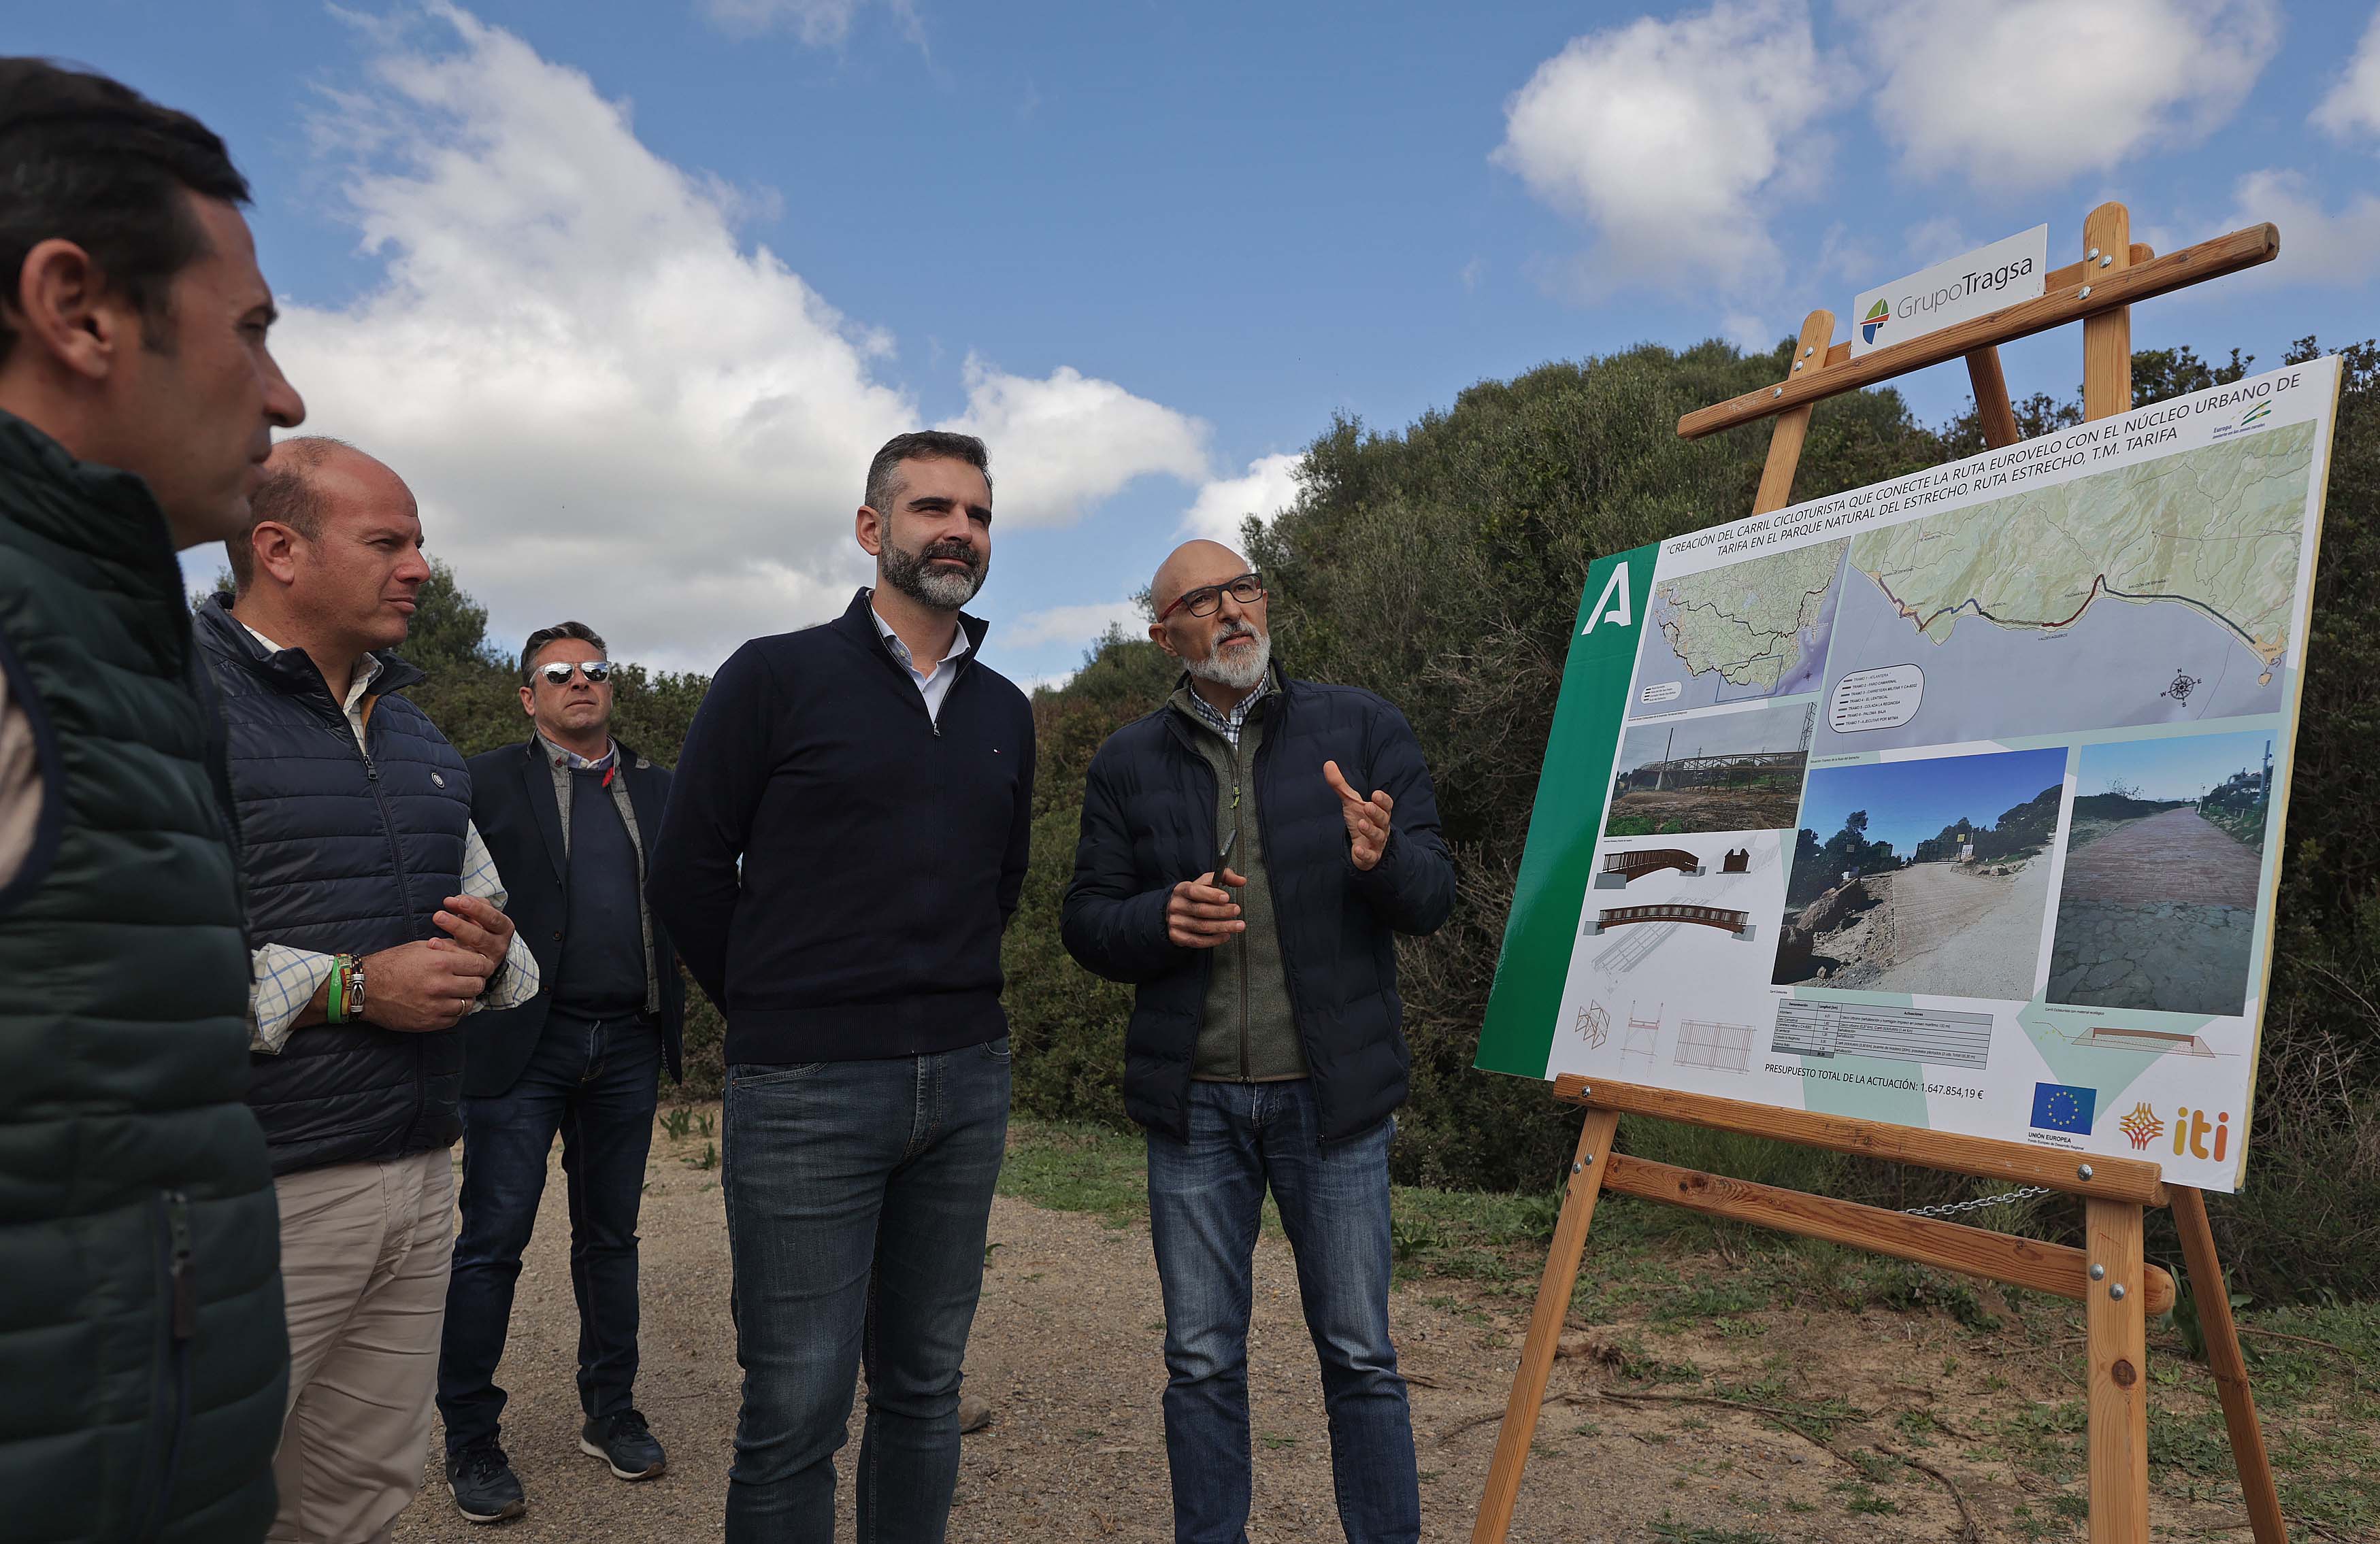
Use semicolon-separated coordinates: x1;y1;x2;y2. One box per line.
438;1006;662;1453
1146;1079;1418;1544
721;1039;1010;1543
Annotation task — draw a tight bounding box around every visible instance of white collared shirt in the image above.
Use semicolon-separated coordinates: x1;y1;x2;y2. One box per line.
870;599;973;726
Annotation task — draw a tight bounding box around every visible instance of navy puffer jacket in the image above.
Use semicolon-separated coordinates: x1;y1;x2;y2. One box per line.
195;596;473;1177
1061;669;1455;1143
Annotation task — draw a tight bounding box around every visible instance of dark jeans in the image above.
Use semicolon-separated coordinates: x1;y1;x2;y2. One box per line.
721;1039;1010;1543
1146;1079;1418;1544
437;1006;662;1454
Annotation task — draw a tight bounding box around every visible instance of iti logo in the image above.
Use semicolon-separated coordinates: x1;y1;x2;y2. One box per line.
2238;401;2272;430
1862;298;1890;346
2170;1105;2232;1162
2118;1102;2165;1151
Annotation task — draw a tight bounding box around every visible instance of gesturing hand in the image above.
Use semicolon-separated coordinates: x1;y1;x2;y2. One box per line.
1323;760;1393;872
1166;867;1249;950
434;892;516;975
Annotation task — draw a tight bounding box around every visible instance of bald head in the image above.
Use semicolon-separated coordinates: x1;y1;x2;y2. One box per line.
1151;539;1249;618
228;436;413;594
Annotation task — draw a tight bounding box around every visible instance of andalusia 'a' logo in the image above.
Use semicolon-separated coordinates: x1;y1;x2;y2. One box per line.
1581;562;1632;634
2119;1101;2164;1150
1862;298;1890;346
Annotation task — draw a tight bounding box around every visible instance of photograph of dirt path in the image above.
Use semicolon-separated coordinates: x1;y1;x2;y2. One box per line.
389;1111;2380;1541
2049;731;2273;1016
1774;748;2066;999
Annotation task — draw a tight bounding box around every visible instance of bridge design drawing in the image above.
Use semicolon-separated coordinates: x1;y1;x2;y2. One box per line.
1594;847;1704;888
1586;903;1756;941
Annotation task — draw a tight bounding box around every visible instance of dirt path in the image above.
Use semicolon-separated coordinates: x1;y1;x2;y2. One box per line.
1826;859;2049;999
389;1111;2257;1542
2060;807;2260;907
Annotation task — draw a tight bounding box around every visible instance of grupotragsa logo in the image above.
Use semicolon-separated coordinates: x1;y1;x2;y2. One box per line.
1862;298;1889;346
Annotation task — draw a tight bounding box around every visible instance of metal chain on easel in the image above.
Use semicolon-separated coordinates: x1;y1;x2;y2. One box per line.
1902;1184;2055;1220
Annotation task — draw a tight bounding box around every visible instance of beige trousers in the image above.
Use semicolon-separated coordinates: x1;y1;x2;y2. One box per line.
268;1147;457;1543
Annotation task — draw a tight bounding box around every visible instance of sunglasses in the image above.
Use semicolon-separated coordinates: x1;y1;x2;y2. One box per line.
1157;571;1266;622
535;660;612;686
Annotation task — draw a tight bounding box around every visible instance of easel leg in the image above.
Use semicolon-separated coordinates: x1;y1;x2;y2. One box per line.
2172;1186;2289;1543
1470;1108;1621;1544
2085;1198;2151;1544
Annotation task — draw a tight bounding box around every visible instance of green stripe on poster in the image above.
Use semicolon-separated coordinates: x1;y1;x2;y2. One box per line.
1474;544;1657;1078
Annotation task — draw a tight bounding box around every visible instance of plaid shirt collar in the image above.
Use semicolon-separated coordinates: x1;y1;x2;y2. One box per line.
540;733;618;774
1182;671;1272;750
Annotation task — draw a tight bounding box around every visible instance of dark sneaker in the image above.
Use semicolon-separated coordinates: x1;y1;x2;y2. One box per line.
446;1441;527;1524
580;1409;667;1481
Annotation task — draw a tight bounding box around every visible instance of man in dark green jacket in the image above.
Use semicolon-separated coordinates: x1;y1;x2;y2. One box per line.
0;60;306;1543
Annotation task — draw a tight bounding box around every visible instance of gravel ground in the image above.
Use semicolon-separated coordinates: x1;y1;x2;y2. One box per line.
386;1109;2245;1542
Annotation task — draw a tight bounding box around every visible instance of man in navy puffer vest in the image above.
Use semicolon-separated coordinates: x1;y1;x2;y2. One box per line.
199;437;540;1543
1063;539;1455;1544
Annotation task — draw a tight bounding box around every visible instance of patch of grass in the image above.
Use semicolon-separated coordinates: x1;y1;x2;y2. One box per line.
999;1122;1148;1226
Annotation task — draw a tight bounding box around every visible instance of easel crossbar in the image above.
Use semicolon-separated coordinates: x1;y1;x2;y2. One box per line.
1676;223;2277;439
1602;1151;2177;1314
1553;1074;2168;1205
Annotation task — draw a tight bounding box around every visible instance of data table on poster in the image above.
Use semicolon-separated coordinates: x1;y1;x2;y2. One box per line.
1769;1000;1994;1070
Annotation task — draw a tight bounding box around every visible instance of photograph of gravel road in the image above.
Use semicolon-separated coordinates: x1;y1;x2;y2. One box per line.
2048;731;2273;1016
1772;747;2068;1000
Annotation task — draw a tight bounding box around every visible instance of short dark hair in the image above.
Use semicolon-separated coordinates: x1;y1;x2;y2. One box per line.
864;430;992;516
0;58;250;362
226;435;350;594
522;621;608;686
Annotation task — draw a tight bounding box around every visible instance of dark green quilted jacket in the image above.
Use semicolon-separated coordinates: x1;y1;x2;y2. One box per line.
0;412;286;1541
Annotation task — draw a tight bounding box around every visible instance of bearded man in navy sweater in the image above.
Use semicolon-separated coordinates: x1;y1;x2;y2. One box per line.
647;429;1031;1542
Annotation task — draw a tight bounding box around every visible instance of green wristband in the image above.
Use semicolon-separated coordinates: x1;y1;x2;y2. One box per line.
327;959;348;1025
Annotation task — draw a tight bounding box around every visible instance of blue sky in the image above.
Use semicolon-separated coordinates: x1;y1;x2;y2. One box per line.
1798;746;2069;853
2078;728;2275;801
19;1;2379;684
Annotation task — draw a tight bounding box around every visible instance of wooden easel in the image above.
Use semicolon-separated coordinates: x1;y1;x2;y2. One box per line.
1471;204;2292;1544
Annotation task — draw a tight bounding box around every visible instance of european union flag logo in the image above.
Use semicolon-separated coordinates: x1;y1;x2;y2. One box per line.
2030;1082;2098;1135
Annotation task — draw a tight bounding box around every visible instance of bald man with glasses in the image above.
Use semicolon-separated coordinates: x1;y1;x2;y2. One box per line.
1061;539;1456;1544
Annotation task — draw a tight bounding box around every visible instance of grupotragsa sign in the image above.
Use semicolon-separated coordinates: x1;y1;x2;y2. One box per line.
1851;225;2049;358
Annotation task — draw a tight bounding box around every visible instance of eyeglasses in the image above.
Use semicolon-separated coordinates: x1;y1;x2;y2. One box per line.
535;660;612;686
1157;571;1265;622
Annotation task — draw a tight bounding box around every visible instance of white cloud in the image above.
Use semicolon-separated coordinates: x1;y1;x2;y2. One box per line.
2225;169;2380;286
1843;0;2280;191
1492;0;1834;290
1005;599;1148;650
2313;6;2380;143
1180;453;1302;543
274;6;1204;674
697;0;914;46
938;356;1212;526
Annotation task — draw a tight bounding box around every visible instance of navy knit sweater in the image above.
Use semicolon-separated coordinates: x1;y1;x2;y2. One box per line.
646;589;1034;1064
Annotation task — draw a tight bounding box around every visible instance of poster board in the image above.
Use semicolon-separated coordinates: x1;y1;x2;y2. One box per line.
1476;358;2340;1193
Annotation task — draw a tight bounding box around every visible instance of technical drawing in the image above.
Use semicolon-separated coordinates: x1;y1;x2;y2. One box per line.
1673;1018;1755;1073
1573;1001;1610;1050
1594;848;1703;888
1621;1003;1662;1061
1586;902;1755;941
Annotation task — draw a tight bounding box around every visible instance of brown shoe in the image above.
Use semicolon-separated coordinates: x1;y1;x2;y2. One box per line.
957;1392;993;1434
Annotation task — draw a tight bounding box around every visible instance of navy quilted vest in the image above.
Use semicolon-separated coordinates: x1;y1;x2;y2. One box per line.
194;595;472;1176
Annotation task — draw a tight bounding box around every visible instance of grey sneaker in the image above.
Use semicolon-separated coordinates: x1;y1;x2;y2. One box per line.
446;1441;526;1524
958;1392;993;1434
580;1409;667;1480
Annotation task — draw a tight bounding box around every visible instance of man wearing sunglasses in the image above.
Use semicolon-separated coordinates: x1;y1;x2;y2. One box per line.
1061;538;1455;1544
435;621;686;1522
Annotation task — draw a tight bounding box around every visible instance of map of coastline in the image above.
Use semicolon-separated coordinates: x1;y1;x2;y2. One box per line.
1628;539;1847;718
1814;422;2315;753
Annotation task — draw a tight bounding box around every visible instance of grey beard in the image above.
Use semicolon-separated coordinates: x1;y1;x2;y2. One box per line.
1186;625;1271;692
882;539;985;611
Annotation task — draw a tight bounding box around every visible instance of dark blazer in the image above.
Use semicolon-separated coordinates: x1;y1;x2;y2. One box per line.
1061;669;1455;1143
464;735;684;1097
